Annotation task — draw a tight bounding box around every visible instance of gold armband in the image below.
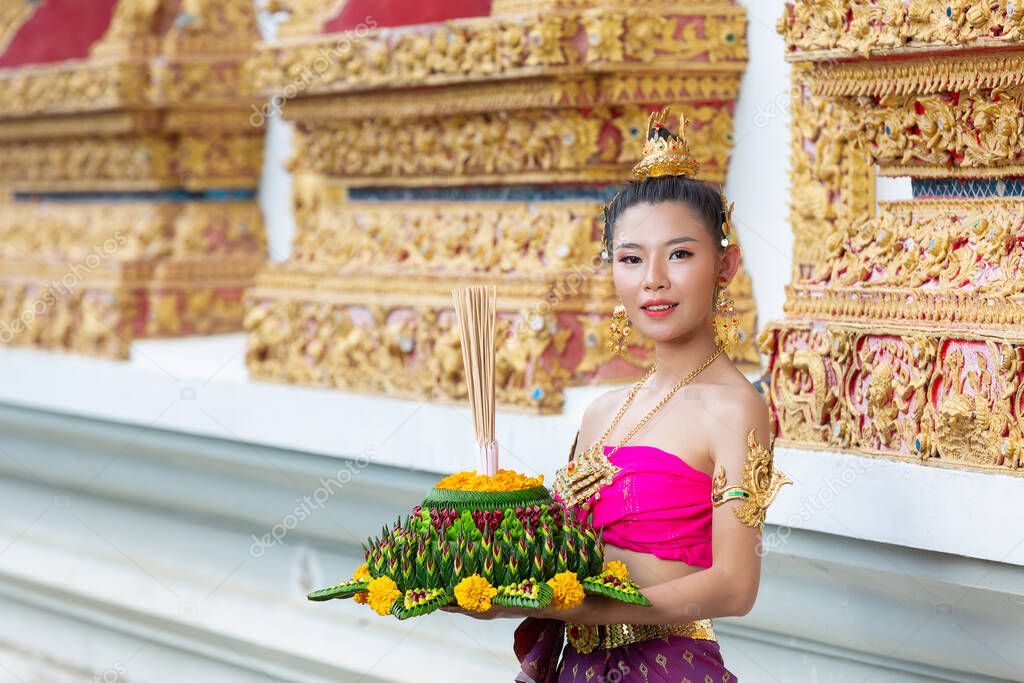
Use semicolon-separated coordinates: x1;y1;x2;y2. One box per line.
711;427;792;530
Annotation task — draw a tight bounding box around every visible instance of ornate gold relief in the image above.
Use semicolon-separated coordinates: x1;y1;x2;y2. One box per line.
293;104;733;186
787;63;875;283
0;0;267;355
0;2;41;55
805;52;1024;98
265;0;350;37
0;201;265;358
493;0;744;12
806;199;1024;299
0;0;263;192
245;1;758;411
0;63;152;118
245;296;576;413
759;322;1023;475
767;2;1024;475
850;88;1024;178
779;0;1024;59
247;198;762;412
249;8;747;99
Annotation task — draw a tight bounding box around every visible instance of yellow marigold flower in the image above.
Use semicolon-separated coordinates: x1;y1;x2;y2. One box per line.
366;575;401;616
353;563;371;581
434;469;544;492
604;560;629;581
454;574;498;612
353;591;368;604
547;571;585;610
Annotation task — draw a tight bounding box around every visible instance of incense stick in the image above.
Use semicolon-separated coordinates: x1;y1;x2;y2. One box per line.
451;285;498;476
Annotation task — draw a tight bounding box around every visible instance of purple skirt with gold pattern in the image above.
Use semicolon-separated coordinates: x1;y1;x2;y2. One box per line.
514;617;737;683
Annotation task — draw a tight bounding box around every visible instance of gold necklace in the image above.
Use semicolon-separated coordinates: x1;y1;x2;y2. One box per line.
553;347;724;509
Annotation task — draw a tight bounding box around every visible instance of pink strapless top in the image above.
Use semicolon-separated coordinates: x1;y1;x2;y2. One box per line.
553;445;713;568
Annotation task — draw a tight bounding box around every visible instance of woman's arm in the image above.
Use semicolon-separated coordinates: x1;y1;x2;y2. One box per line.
548;389;774;626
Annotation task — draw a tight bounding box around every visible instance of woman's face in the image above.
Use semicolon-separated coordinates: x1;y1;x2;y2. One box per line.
610;201;729;344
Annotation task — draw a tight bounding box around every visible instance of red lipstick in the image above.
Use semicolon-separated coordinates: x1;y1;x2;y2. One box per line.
639;298;678;318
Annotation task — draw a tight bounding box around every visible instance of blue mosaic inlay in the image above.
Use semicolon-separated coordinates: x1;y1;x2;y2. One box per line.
912;178;1024;199
348;184;624;203
14;189;257;202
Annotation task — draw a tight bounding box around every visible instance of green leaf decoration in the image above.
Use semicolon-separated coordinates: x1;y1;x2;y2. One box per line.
581;572;652;606
307;578;368;602
506;554;520;585
391;588;452;620
530;550;545;582
481;554;495;584
422;486;552;512
493;578;553;609
555;545;568;574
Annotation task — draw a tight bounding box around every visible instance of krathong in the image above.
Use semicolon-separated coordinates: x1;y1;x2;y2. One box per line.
307;286;650;618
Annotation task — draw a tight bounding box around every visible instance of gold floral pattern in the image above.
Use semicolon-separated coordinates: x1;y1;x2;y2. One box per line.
765;5;1024;475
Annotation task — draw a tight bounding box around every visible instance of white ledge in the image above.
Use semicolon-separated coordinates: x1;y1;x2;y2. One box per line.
769;444;1024;567
1;335;1021;567
0;335;594;479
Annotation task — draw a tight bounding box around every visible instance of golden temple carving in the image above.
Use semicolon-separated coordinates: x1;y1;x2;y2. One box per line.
759;322;1023;474
0;3;40;55
265;0;350;37
0;0;263;192
293;104;734;187
493;0;745;12
763;2;1024;474
779;0;1024;58
244;1;760;412
250;7;746;99
0;0;266;358
0;201;264;356
786;63;875;281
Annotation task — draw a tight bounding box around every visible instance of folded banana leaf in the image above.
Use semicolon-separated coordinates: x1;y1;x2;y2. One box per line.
391;587;453;620
581;571;652;606
492;578;553;609
307;578;368;602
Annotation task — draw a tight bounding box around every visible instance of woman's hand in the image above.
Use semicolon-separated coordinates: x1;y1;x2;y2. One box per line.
440;601;593;622
440;604;536;620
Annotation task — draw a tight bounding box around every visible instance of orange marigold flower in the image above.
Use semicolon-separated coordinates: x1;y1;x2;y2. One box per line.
547;571;585;610
434;469;544;492
353;563;371;581
353;591;368;604
454;574;498;611
366;575;401;616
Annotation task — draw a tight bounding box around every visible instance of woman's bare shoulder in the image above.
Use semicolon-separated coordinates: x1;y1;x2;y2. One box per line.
576;386;630;449
703;371;765;406
700;374;771;459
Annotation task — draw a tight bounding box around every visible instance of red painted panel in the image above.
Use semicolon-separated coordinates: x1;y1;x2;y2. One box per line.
324;0;492;33
0;0;119;68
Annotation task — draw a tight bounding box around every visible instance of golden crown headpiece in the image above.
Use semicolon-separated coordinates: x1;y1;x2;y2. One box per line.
616;107;734;249
631;107;701;181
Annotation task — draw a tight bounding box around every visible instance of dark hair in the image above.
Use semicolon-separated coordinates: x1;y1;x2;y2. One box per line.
602;175;727;258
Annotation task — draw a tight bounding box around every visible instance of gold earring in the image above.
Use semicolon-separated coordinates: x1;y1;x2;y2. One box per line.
713;279;740;350
608;303;631;356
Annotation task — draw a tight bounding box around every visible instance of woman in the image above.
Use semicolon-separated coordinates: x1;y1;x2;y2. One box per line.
447;108;791;682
